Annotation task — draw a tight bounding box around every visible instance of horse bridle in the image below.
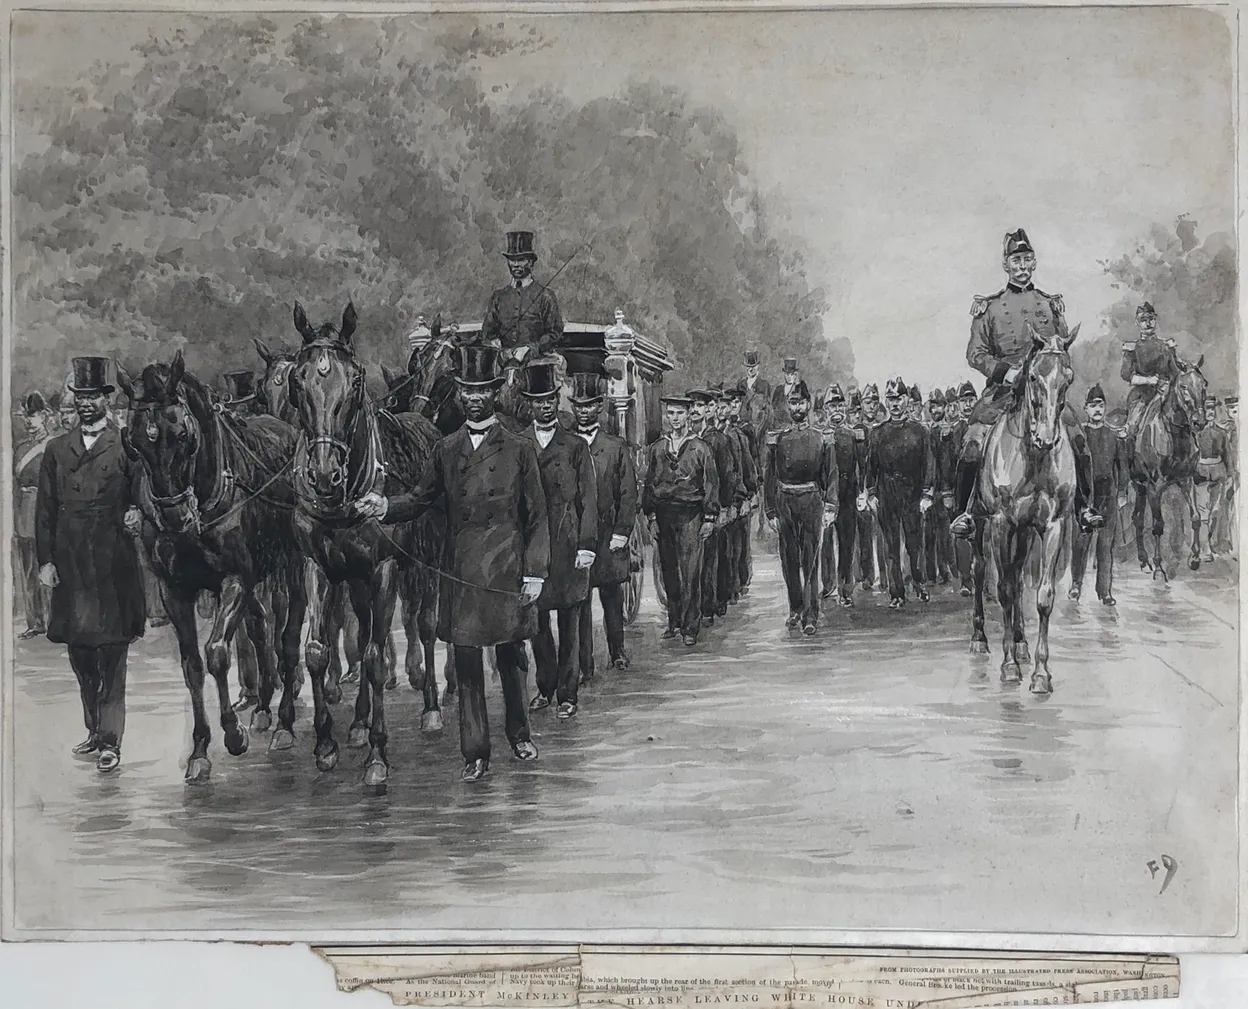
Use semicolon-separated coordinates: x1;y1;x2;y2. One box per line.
131;395;234;534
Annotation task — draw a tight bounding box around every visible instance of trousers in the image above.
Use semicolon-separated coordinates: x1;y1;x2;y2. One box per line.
776;489;822;627
654;504;705;639
451;642;531;763
923;498;954;583
856;508;877;585
15;537;47;632
534;606;581;704
578;582;625;680
878;496;925;601
69;643;129;749
1071;483;1118;599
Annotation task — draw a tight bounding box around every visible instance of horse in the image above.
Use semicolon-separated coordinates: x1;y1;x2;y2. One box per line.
116;353;306;783
968;321;1082;696
1129;357;1208;579
287;300;444;787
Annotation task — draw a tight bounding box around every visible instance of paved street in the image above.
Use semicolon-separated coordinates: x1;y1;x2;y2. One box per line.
9;539;1239;939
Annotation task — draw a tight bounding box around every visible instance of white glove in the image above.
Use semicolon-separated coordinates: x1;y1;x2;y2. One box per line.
39;563;59;588
609;534;628;551
856;492;869;512
124;507;142;535
920;495;934;514
1004;367;1023;384
351;491;389;520
520;576;545;605
822;506;838;529
575;550;596;570
942;492;956;511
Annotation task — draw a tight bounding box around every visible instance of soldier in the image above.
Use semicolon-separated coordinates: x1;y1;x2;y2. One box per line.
689;388;741;625
818;384;859;607
352;344;547;783
514;359;599;720
15;391;54;639
1069;384;1131;605
925;388;957;586
949;381;976;595
726;387;760;596
770;358;803;428
957;380;977;422
764;382;838;634
861;377;935;609
737;350;771;533
1212;395;1238;553
1193;395;1234;564
1120;301;1182;441
56;388;79;431
861;383;884;427
719;387;758;604
482;230;565;368
641;395;719;646
944;388;961;421
571;373;638;680
848;388;877;592
950;229;1104;538
908;384;925;423
36;358;146;773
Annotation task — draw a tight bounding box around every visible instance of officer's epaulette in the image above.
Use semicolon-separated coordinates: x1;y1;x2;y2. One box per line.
1165;338;1177;348
1121;342;1137;352
1034;288;1065;314
765;429;781;446
970;291;1002;318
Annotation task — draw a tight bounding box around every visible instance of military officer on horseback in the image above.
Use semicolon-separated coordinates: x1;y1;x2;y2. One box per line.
950;228;1104;538
1120;301;1182;439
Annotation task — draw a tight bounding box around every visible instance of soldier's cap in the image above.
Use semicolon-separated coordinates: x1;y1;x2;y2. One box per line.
723;386;745;401
825;383;845;405
861;382;880;400
909;384;923;403
945;386;958;401
454;344;505;387
1226;395;1239;407
47;391;63;411
520;359;562;398
661;394;694;409
814;391;826;411
849;389;863;408
21;390;46;415
686;388;715;403
68;356;114;395
929;388;946;405
782;357;799;373
958;380;977;400
503;230;538;261
707;381;726;399
744;350;760;366
885;377;907;399
1085;383;1107;405
568;371;605;404
1205;395;1219;408
1136;302;1157;321
1003;228;1033;258
786;380;812;402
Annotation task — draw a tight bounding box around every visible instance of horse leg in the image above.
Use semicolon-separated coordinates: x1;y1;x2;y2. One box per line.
272;555;307;751
993;519;1021;684
1186;478;1203;569
322;582;346;703
302;560;339;771
167;588;213;784
203;575;250;758
245;591;277;733
340;590;362;686
1133;483;1151;570
347;581;374;750
385;621;399;691
358;563;397;787
969;518;989;653
1149;483;1168;580
1012;529;1030;664
1030;518;1064;696
407;569;443;733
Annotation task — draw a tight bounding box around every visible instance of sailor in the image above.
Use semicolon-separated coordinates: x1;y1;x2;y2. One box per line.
1193;395;1234;564
719;386;758;603
1069;384;1131;604
689;388;741;625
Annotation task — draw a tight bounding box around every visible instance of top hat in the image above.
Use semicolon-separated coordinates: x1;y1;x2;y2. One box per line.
503;231;538;260
222;370;256;402
21;390;46;416
1003;228;1033;257
885;377;907;399
958;380;977;400
861;382;880;401
1136;302;1157;321
569;371;605;404
68;357;114;395
929;388;946;405
661;394;694;408
455;344;505;387
786;380;812;402
1085;383;1107;405
825;383;845;406
521;359;562;398
782;357;799;373
744;350;760;367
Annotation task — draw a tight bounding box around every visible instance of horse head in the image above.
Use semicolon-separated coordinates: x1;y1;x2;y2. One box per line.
288;300;368;507
116;350;212;533
405;314;468;433
254;337;298;423
1170;354;1208;432
1023;320;1079;451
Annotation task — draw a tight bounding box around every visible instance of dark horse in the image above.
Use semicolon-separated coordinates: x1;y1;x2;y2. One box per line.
969;322;1081;696
117;353;306;783
1129;357;1208;579
287;301;444;787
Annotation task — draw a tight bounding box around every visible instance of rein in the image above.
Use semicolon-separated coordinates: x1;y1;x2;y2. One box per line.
293;401;387;522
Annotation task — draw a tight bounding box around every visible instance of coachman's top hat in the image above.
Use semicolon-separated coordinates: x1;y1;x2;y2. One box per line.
786;380;812;402
825;383;845;406
569;372;604;404
1136;302;1157;321
782;357;799;373
1085;384;1107;405
503;231;538;260
22;391;46;416
744;350;760;367
455;344;504;387
68;357;114;395
1003;229;1033;257
521;359;561;398
222;370;256;402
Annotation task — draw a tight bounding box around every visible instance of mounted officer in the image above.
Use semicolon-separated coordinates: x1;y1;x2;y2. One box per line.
950;228;1104;538
819;383;859;607
1120;301;1182;441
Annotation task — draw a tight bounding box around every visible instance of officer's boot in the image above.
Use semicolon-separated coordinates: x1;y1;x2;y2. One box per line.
949;456;981;539
1071;431;1105;533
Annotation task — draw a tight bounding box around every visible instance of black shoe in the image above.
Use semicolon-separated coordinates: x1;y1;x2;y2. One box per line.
462;758;489;782
1068;583;1082;601
610;653;630;670
661;627;678;640
96;748;121;774
682;634;698;647
18;627;44;640
960;585;972;597
701;615;715;628
512;740;539;761
72;736;99;756
889;597;905;610
802;623;817;636
785;611;800;628
528;693;552;712
917;587;930;603
556;701;577;720
1101;595;1117;607
716;605;728;618
839;593;854;608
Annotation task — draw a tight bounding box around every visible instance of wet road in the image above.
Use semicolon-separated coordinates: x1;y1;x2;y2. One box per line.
9;540;1239;939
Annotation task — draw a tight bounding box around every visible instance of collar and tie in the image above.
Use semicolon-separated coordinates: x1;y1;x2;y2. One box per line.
534;421;558;449
513;276;534;291
578;425;600;445
466;416;497;449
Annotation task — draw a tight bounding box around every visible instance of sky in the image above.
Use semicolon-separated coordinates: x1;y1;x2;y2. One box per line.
13;6;1236;387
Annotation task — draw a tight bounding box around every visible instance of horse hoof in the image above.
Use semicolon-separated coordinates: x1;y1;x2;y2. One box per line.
1030;674;1053;696
421;710;444;734
1000;664;1022;685
442;686;457;704
363;760;388;787
347;725;369;749
185;757;212;784
969;639;990;655
342;668;360;685
325;682;343;706
269;728;295;751
250;709;272;733
224;724;250;757
1140;560;1152;572
315;745;339;773
385;674;399;691
1189;557;1201;571
1014;642;1030;663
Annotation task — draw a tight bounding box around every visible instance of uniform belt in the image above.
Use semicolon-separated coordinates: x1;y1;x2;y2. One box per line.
1198;457;1224;466
778;481;819;493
